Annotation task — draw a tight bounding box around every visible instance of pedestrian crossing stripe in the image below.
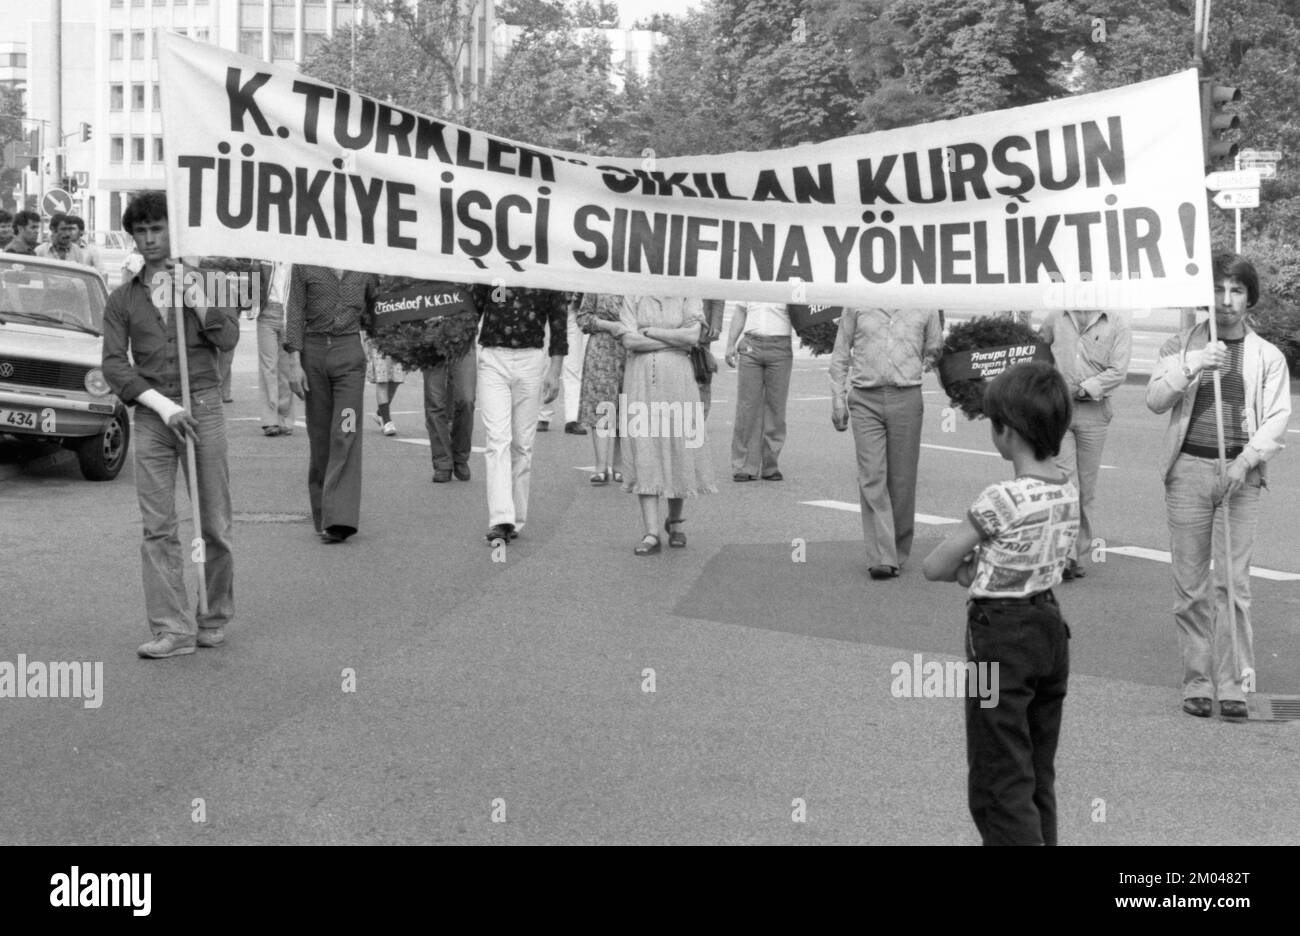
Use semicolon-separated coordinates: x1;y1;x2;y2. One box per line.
393;439;487;454
801;500;958;525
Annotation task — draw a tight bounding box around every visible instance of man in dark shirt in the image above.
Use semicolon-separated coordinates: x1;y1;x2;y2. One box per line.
5;210;40;255
474;284;567;542
284;264;379;543
101;191;240;658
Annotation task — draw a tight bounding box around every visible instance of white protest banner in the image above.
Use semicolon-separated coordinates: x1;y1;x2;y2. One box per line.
159;33;1212;310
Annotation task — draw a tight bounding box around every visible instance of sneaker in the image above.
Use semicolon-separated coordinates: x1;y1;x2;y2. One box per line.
565;421;587;435
432;469;453;483
196;628;225;648
383;421;397;436
537;420;549;432
1182;697;1212;718
138;634;197;659
1219;699;1248;720
453;463;471;481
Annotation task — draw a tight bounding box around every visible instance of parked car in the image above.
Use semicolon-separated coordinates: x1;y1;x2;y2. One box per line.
0;255;130;480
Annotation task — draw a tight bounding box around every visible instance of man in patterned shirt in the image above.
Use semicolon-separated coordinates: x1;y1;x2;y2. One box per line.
1147;253;1290;721
474;284;568;543
284;265;379;543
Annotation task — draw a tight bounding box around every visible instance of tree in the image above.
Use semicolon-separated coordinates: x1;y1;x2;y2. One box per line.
0;86;28;213
300;20;449;116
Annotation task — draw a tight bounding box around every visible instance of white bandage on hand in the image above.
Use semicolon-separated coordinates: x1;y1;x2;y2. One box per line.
1183;349;1205;373
137;388;185;423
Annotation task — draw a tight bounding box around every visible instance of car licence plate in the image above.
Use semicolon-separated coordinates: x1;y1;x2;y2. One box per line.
0;408;37;429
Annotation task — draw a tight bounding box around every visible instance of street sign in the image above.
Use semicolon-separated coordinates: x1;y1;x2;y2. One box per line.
41;188;72;216
1239;160;1277;179
1237;149;1282;161
1205;169;1261;189
73;171;89;188
1213;188;1259;209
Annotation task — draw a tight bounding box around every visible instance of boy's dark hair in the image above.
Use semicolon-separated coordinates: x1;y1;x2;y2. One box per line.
983;361;1072;460
48;211;68;231
14;209;41;229
0;209;11;232
121;190;168;233
1213;252;1258;308
66;214;86;233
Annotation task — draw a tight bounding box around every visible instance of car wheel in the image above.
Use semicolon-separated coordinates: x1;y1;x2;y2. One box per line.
76;407;131;481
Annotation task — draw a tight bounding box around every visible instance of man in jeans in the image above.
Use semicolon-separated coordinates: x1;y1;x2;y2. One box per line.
1038;307;1132;579
101;191;240;658
1147;254;1290;721
725;301;793;481
256;261;296;437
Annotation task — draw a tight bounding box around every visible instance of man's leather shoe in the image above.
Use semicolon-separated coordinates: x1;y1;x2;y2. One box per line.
761;471;784;481
565;421;587;435
1219;700;1248;720
1062;559;1086;580
733;473;756;482
138;634;196;659
869;565;899;580
453;464;471;481
432;469;453;483
321;525;353;543
537;420;549;432
1182;697;1212;718
486;523;515;544
196;628;225;648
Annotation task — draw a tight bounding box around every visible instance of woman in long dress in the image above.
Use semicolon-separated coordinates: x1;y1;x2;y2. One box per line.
575;293;627;484
617;296;717;555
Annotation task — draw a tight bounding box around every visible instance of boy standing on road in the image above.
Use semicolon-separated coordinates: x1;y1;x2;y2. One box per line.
923;362;1079;845
101;191;240;658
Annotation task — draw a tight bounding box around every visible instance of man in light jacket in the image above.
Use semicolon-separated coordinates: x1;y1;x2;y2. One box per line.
1146;254;1290;722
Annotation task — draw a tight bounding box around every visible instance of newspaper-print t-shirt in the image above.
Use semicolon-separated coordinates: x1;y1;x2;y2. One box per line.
967;475;1079;598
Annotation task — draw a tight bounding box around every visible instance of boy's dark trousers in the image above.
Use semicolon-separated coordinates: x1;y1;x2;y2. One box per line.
965;591;1070;845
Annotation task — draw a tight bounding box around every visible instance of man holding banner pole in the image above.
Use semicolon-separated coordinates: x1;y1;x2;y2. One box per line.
102;191;239;659
1146;254;1289;720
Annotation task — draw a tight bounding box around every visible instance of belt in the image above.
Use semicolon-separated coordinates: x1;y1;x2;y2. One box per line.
972;589;1056;607
305;331;359;338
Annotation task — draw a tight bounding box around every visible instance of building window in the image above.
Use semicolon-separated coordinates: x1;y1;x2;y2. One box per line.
131;31;145;60
132;0;143;7
110;33;124;60
273;0;296;30
305;0;327;31
194;28;210;43
271;31;294;61
111;0;123;7
111;137;125;162
154;0;168;6
132;83;145;111
153;83;160;111
110;84;124;111
154;137;164;161
132;136;146;162
239;0;263;29
239;30;262;58
304;32;327;57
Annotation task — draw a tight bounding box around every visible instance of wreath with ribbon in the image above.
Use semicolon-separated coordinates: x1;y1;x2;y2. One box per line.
363;278;480;371
938;316;1051;419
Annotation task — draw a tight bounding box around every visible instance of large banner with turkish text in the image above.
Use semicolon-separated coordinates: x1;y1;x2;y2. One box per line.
160;33;1212;310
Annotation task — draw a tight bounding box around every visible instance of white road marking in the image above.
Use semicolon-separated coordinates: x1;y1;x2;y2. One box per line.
801;500;958;524
922;442;1116;470
802;504;1300;579
1102;546;1300;582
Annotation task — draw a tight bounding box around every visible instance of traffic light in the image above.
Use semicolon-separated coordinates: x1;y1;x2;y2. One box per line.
1200;79;1241;169
80;122;92;143
66;176;77;193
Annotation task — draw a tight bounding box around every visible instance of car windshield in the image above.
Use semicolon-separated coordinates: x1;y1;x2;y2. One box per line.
0;260;105;335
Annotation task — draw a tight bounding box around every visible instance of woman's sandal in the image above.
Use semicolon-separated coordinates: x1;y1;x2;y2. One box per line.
612;469;623;483
590;469;610;485
634;534;661;556
665;518;686;548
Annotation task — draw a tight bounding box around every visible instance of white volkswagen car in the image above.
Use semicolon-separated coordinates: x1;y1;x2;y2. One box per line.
0;255;130;480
